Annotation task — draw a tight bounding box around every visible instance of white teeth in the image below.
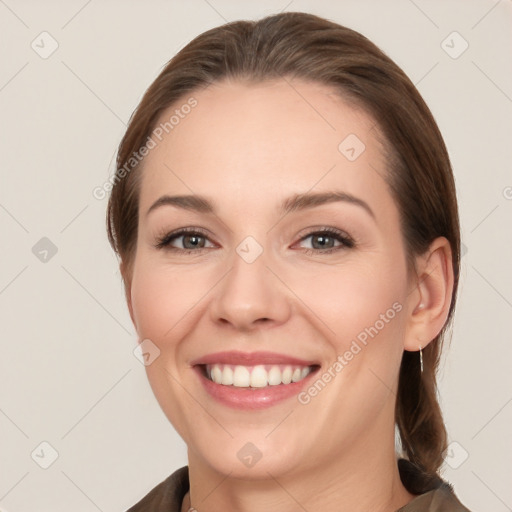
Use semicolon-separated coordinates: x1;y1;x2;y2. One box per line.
221;366;233;385
291;368;302;382
233;366;250;387
206;364;313;388
268;366;282;386
211;365;223;384
281;366;292;385
250;365;268;388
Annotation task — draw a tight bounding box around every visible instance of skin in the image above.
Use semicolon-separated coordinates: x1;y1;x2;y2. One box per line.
122;78;454;512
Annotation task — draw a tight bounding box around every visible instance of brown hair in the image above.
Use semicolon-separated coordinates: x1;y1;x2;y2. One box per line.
107;12;460;476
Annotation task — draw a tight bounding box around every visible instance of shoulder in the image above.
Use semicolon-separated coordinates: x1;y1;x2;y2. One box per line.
397;459;472;512
398;485;472;511
125;466;189;512
124;461;473;511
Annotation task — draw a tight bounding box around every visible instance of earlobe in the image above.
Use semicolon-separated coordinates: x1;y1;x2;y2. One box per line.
404;237;454;352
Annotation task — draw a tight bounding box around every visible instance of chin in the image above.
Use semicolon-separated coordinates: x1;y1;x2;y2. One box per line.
190;434;305;479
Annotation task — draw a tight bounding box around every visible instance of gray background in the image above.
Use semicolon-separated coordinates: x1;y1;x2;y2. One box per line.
1;0;511;511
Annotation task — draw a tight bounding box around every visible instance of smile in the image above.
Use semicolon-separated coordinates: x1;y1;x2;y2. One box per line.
204;364;315;388
191;351;321;409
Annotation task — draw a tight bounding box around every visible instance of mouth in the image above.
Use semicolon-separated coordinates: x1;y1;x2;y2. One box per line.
198;363;319;389
191;350;321;409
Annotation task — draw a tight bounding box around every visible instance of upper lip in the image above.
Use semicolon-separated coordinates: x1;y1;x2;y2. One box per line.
190;350;319;367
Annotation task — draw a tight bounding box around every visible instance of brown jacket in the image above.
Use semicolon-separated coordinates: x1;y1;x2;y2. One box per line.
126;459;471;511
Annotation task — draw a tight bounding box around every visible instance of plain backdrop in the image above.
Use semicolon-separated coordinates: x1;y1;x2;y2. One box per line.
1;1;511;511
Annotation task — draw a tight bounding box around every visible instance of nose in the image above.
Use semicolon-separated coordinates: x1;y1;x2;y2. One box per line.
209;244;291;332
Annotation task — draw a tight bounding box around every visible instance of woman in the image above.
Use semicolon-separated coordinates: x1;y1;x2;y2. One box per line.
107;12;471;512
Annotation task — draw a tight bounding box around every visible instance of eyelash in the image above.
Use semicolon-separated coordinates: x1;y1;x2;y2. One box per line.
299;227;355;255
154;227;212;254
155;226;355;256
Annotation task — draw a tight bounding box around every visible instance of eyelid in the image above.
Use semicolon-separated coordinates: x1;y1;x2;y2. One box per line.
296;226;353;242
154;226;215;250
294;227;355;251
154;226;355;253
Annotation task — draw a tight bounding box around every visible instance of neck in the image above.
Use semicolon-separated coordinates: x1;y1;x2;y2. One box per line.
184;420;415;512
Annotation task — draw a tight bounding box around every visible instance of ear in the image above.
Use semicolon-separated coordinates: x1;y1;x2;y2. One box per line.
120;259;136;329
403;236;454;352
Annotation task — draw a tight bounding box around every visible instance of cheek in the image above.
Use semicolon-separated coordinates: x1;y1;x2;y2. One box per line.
291;257;408;413
291;260;406;348
130;261;207;341
129;261;210;440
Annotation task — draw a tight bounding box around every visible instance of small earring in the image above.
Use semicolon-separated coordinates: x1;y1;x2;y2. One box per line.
419;345;424;374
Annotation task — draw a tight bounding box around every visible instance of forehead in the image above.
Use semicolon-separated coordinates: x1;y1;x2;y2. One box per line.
138;79;394;219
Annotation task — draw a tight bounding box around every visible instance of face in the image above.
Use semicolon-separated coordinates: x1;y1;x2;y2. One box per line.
127;78;415;478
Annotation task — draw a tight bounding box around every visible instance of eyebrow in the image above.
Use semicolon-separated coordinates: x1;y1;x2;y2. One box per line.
146;191;375;220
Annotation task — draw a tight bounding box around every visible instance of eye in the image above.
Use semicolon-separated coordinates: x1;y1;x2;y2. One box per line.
154;227;215;253
154;226;355;255
296;227;355;255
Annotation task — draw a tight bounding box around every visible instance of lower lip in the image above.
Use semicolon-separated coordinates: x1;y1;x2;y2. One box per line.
194;366;319;410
